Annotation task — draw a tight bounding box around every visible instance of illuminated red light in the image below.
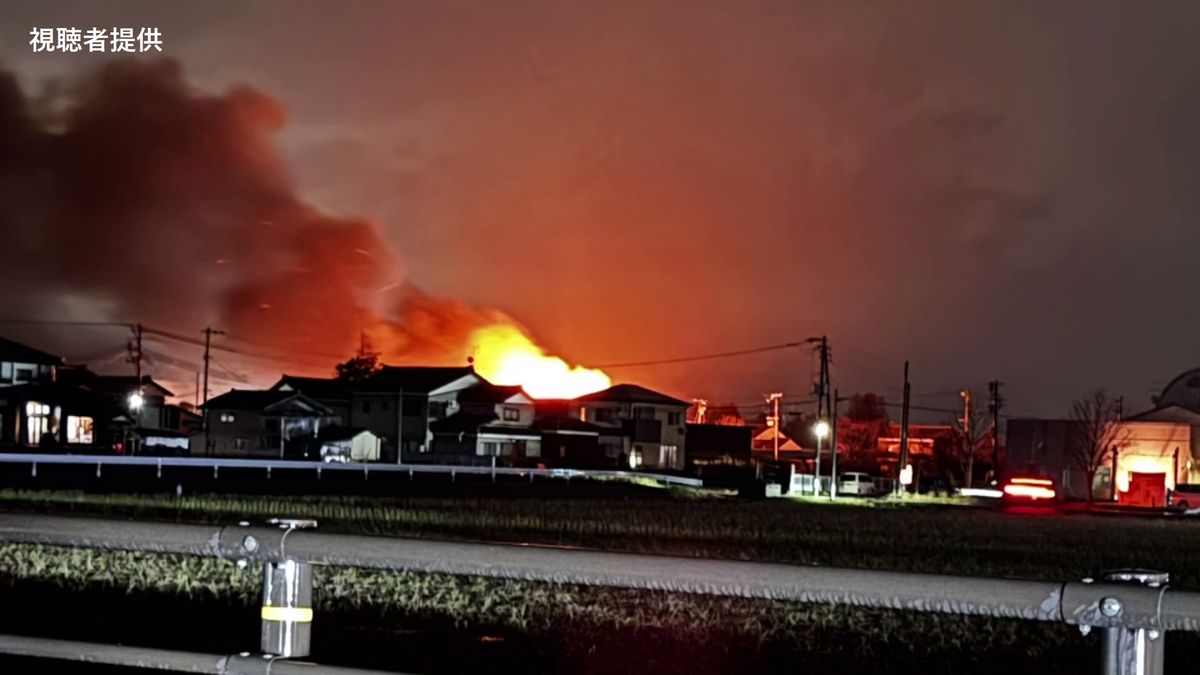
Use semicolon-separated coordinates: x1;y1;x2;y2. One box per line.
1009;477;1053;487
1002;481;1057;500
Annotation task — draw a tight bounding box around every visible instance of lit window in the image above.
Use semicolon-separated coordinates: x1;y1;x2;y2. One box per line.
66;416;94;444
1;362;10;380
502;407;520;422
629;447;643;469
25;401;50;445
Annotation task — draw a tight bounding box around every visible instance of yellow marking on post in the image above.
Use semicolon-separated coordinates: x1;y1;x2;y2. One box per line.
261;606;313;623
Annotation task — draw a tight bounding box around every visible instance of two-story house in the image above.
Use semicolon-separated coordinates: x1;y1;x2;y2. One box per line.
429;383;540;463
271;366;481;462
197;389;338;458
0;337;62;387
0;338;116;451
575;384;689;470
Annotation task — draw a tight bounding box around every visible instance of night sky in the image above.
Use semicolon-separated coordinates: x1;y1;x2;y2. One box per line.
2;1;1199;419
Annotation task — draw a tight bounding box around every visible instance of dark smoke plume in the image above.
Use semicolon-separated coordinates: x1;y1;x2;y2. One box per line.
0;59;506;379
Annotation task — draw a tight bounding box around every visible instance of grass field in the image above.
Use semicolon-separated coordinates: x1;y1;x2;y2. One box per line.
0;487;1198;673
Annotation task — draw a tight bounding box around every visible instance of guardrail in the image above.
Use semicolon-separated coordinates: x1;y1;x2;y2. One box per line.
0;513;1195;674
0;451;703;487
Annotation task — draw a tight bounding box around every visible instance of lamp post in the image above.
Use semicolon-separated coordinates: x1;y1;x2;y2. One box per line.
127;390;145;455
813;419;830;495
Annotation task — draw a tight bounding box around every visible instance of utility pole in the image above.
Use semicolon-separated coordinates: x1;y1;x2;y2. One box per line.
130;323;144;454
766;393;783;462
830;389;840;501
988;380;1004;472
960;389;973;489
807;336;831;495
202;326;225;455
897;361;911;495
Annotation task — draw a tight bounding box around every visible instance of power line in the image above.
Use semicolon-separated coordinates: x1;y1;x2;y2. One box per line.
595;340;809;369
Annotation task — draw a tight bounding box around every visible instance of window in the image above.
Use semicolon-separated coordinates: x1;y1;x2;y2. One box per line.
234;438;247;450
0;362;10;381
594;408;614;423
667;412;682;426
660;445;678;468
502;407;520;422
478;441;501;456
220;413;236;423
66;415;93;444
633;406;656;419
14;367;34;384
629;447;643;469
25;402;50;445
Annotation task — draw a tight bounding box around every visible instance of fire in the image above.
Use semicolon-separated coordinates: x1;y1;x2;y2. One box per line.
469;323;610;399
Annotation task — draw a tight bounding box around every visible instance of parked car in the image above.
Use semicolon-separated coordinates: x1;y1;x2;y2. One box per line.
838;472;876;496
1168;484;1200;510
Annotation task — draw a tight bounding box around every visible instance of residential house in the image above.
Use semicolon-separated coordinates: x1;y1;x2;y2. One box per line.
271;366;481;462
429;383;541;463
532;409;609;467
197;389;337;458
575;384;689;470
56;368;202;454
0;337;62;388
0;380;116;451
686;423;753;470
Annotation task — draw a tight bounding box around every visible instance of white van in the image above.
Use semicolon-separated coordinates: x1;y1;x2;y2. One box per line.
838;472;876;496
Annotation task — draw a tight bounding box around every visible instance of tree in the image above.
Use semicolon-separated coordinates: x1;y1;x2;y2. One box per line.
946;391;991;489
838;393;890;471
1069;389;1124;503
335;334;381;382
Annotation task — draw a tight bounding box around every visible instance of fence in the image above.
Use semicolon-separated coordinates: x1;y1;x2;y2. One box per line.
0;513;1197;674
0;451;702;487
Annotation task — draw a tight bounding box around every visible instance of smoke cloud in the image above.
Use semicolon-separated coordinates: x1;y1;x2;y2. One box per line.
0;59;506;379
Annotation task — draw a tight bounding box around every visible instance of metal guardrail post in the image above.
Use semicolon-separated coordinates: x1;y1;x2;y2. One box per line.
1101;570;1168;675
257;518;318;659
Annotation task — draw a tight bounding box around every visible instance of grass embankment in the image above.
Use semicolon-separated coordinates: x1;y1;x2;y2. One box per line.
0;488;1198;673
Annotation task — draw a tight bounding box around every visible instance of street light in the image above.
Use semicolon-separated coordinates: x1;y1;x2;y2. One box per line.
813;419;830;495
127;391;145;410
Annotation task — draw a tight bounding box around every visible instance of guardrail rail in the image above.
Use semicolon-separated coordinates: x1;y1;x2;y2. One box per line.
0;513;1194;674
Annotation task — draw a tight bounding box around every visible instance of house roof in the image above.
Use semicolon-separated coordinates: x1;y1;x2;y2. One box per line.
0;381;114;409
202;389;332;415
1126;405;1200;424
91;375;174;398
0;337;63;366
357;366;478;394
458;383;530;405
271;375;349;400
575;383;689;407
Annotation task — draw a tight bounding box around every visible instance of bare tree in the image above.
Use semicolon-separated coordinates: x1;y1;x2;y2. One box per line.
946;397;991;489
1069;389;1124;503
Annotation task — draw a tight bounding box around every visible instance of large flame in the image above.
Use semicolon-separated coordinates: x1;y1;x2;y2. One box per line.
469;323;610;399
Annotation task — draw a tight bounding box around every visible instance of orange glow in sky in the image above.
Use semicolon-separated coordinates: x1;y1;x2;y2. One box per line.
469;323;610;399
